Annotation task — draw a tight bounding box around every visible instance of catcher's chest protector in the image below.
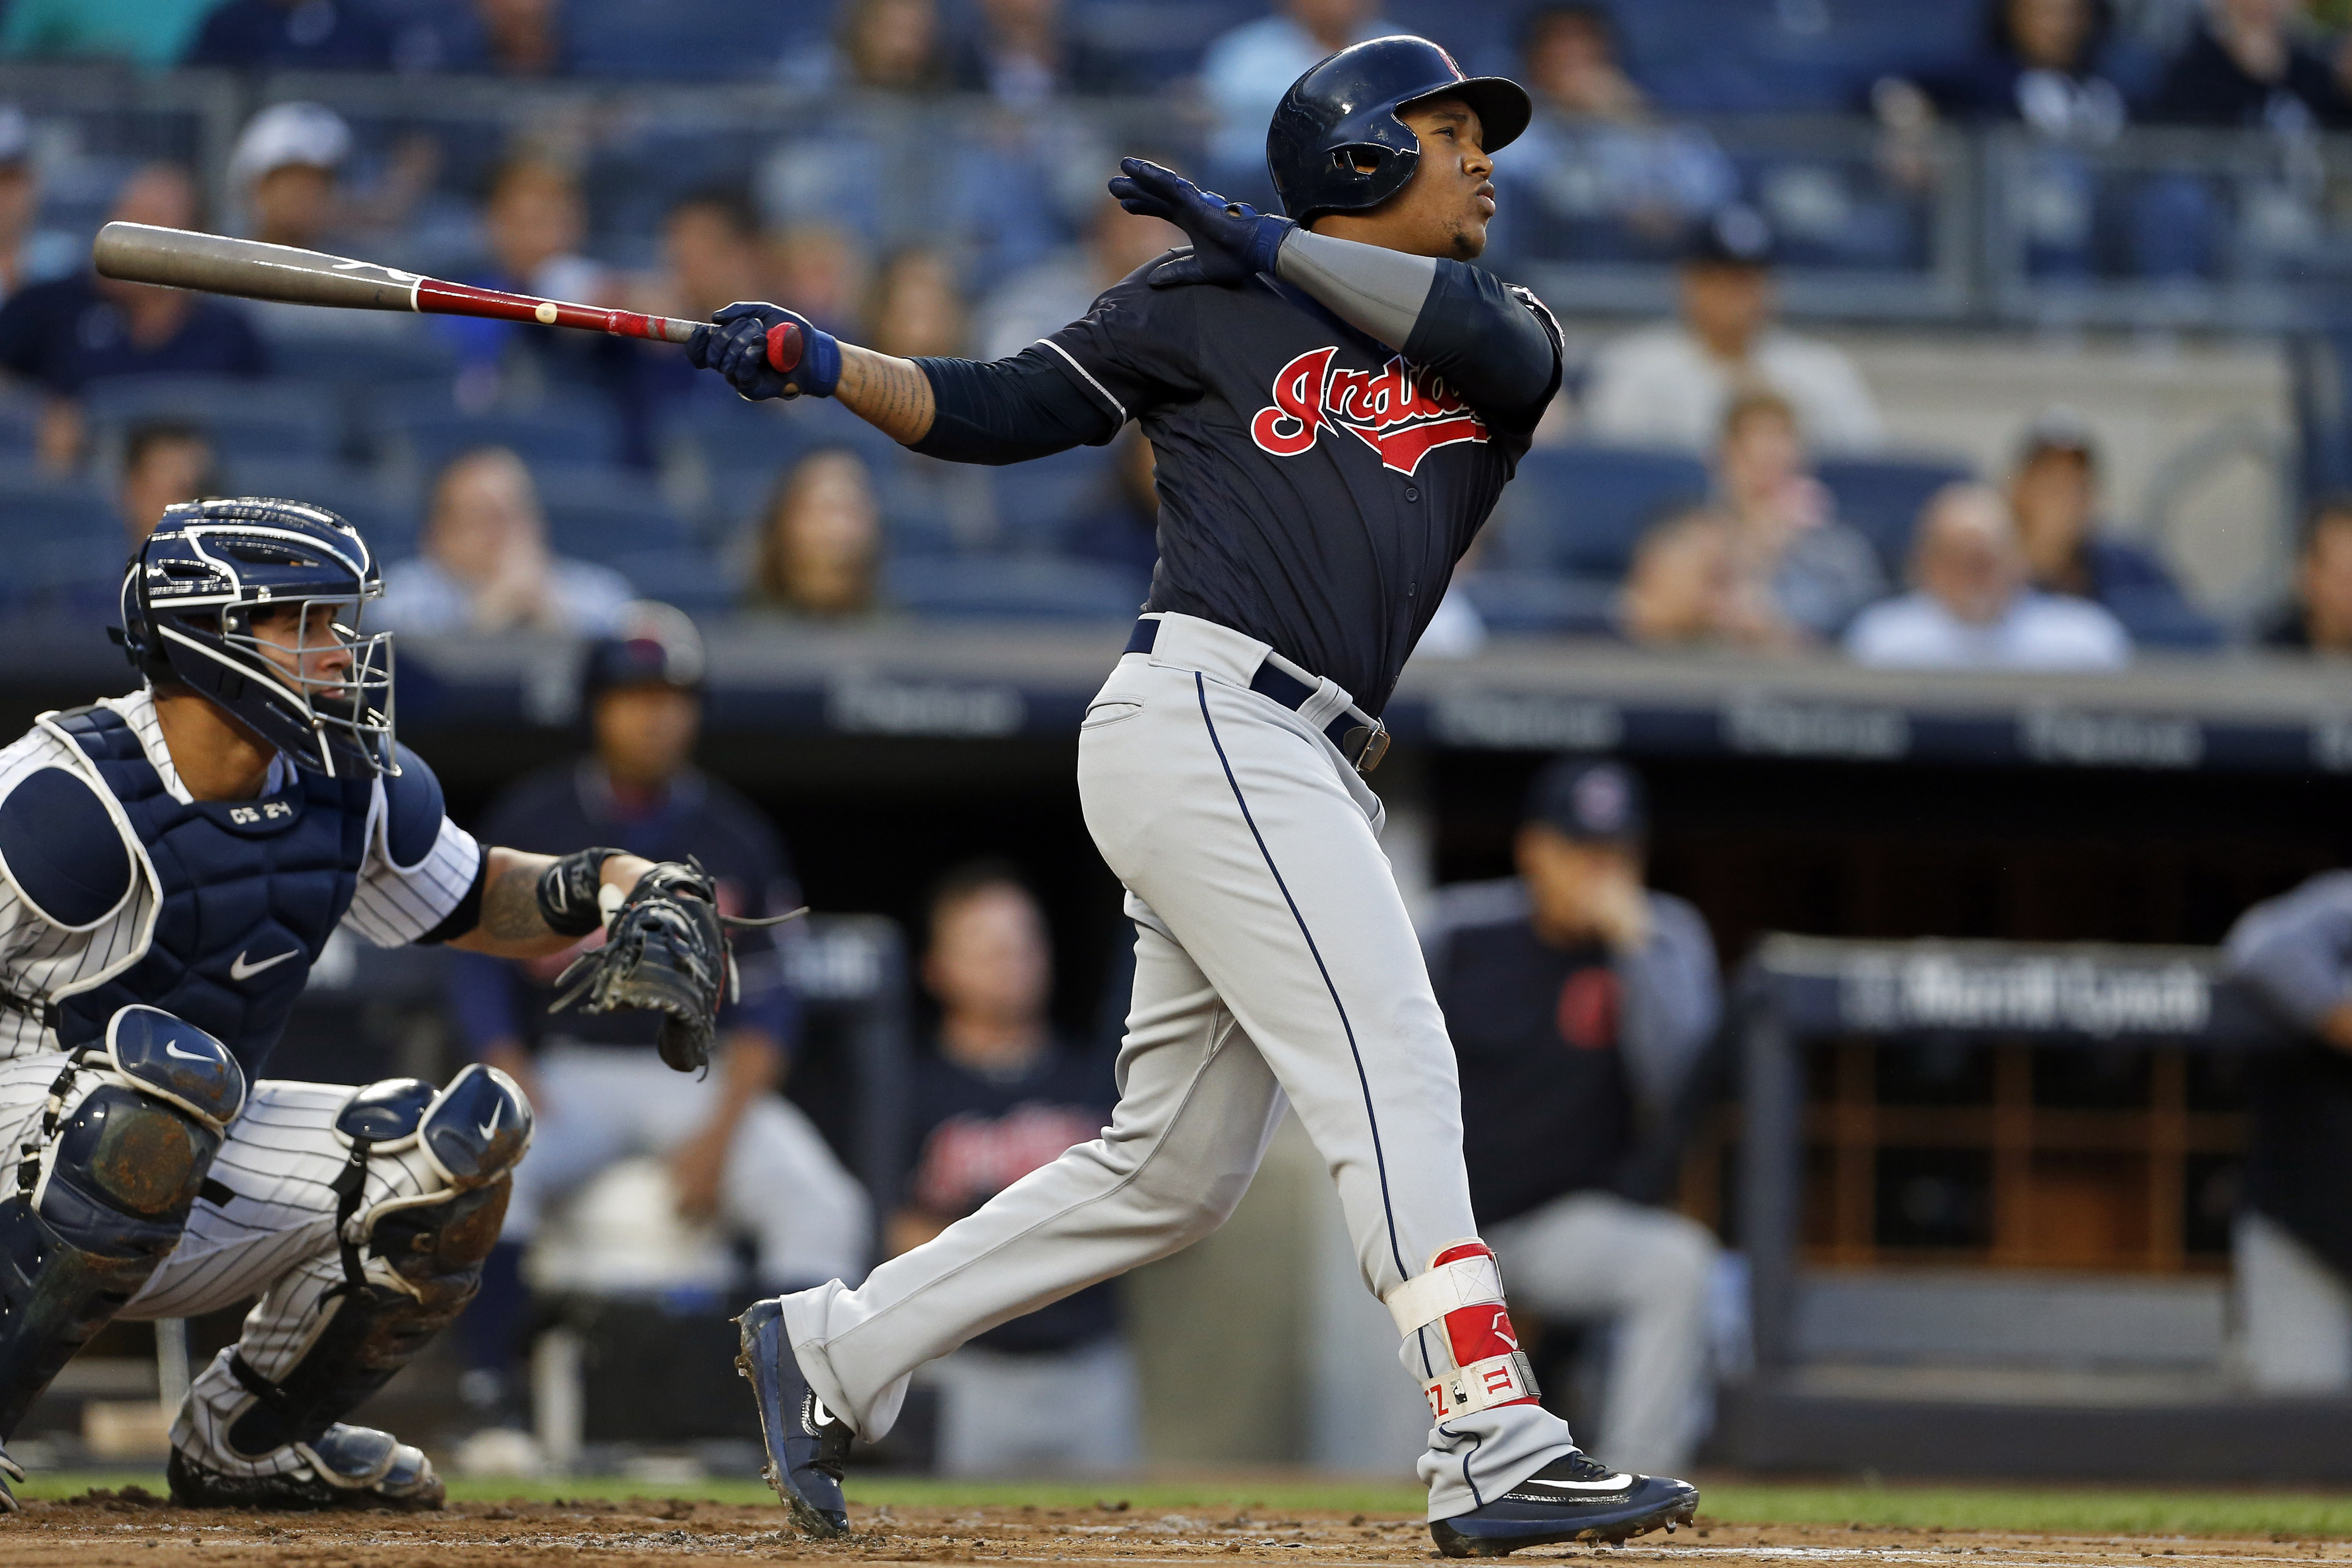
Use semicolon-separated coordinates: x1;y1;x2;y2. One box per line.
47;707;371;1076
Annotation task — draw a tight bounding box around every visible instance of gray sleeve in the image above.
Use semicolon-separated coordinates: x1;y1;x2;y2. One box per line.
1616;892;1722;1118
2224;872;2352;1032
1272;230;1560;415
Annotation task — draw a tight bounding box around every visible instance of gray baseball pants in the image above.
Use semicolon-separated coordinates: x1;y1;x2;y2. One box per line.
778;612;1578;1519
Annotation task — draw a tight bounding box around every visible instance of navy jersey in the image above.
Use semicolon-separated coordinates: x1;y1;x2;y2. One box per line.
444;761;798;1053
902;1041;1118;1353
1428;916;1634;1226
1039;263;1558;714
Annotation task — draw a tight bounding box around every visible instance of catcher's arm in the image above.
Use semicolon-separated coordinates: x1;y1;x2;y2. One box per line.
446;846;657;958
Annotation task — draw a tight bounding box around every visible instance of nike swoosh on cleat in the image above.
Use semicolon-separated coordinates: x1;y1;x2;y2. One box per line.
1509;1475;1635;1497
229;948;299;982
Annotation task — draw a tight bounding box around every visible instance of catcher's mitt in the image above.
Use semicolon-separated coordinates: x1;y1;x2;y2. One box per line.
548;858;802;1074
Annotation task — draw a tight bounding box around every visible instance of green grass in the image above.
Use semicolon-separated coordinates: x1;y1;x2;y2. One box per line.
20;1473;2352;1537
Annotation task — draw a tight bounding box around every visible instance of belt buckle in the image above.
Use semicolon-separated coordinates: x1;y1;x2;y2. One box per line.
1342;721;1390;774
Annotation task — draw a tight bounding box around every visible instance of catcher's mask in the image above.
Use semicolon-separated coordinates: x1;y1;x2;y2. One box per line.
117;497;394;779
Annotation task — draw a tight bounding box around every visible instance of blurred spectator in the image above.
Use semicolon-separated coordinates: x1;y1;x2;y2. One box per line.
1065;429;1161;577
185;0;397;70
864;248;967;359
2257;495;2352;652
480;157;604;316
2222;872;2352;1392
2007;407;2216;646
1502;5;1737;262
232;102;349;250
378;446;634;635
449;606;869;1431
829;0;947;92
660;190;766;323
0;108;76;306
1584;207;1885;455
975;198;1182;361
1903;0;2132;132
1202;0;1392;173
117;419;219;545
1713;391;1886;640
2148;0;2352;125
746;447;884;618
950;0;1077;106
1844;482;2131;670
769;224;871;340
0;0;217;66
0;165;265;471
424;0;567;76
440;158;623;410
1420;758;1722;1475
898;862;1130;1476
1618;505;1794;651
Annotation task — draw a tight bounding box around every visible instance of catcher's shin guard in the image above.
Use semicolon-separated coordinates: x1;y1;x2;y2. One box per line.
171;1064;528;1507
1385;1239;1542;1424
0;1008;244;1440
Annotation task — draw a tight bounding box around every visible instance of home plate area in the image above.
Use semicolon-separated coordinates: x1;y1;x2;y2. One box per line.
11;1495;2352;1568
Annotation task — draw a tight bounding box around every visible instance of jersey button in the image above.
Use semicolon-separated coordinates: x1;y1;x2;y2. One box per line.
1403;485;1420;502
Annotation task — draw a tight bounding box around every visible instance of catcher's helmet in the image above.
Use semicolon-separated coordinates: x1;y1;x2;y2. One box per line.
117;497;395;778
1266;35;1532;226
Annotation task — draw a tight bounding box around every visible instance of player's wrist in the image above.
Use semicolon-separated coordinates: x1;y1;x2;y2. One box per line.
1248;213;1297;278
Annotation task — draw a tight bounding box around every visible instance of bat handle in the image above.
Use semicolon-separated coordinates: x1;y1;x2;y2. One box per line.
766;321;803;375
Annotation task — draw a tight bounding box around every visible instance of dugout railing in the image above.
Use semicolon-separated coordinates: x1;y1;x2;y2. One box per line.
1722;934;2352;1481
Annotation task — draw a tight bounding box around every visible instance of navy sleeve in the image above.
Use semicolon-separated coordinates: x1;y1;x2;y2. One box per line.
1402;266;1562;429
911;345;1122;465
443;946;534;1053
1034;262;1205;426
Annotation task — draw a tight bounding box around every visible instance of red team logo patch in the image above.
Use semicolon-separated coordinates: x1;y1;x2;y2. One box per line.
1249;346;1489;476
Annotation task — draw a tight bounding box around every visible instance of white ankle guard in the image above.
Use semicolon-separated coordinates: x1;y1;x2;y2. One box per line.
1383;1239;1541;1422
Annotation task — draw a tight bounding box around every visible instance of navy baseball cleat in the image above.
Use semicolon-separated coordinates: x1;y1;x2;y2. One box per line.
1430;1451;1698;1558
736;1297;851;1537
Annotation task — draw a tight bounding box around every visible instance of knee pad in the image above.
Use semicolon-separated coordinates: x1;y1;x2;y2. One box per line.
224;1064;529;1457
0;1007;243;1436
1384;1238;1542;1424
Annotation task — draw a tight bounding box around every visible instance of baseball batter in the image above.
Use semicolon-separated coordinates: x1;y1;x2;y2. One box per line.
0;498;748;1511
691;37;1699;1556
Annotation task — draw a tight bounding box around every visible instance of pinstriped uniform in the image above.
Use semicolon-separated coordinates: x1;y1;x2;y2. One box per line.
0;688;480;1345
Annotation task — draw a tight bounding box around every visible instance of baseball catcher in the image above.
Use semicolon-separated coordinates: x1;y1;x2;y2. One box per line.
0;497;741;1511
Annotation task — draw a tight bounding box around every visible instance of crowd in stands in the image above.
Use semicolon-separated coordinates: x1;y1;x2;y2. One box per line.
0;1;2342;665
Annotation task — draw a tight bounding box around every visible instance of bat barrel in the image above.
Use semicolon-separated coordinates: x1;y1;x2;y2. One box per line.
93;221;424;312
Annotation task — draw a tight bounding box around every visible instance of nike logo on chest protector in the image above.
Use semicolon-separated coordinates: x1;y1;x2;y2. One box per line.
230;948;300;982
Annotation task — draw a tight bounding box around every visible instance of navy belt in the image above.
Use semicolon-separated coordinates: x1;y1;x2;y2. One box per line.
1124;618;1390;773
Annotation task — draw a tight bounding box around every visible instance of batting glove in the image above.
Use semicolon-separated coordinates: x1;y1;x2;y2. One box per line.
1108;158;1295;289
685;300;842;400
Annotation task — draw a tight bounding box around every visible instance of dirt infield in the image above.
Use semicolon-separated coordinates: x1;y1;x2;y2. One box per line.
9;1493;2352;1568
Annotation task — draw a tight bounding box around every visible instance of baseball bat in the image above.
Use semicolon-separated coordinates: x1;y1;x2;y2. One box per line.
91;220;803;373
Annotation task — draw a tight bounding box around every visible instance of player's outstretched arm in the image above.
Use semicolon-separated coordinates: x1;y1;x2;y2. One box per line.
445;845;657;958
689;302;1120;466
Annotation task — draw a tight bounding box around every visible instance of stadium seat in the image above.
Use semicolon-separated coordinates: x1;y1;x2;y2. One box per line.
224;458;422;557
532;467;694;558
990;444;1116;554
1459;571;1623;638
566;0;814;81
603;547;737;617
0;476;122;547
1495;446;1711;579
1815;454;1975;572
884;556;1148;622
377;387;627;478
265;334;458;392
83;376;341;463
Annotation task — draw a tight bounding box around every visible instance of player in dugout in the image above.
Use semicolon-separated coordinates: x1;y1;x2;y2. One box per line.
445;605;870;1435
0;498;754;1511
1418;758;1723;1476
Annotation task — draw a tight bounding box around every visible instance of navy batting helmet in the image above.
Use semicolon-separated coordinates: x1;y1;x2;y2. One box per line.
1267;35;1532;226
117;497;394;778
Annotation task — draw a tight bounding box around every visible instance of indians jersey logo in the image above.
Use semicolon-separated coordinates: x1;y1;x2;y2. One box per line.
1249;347;1489;476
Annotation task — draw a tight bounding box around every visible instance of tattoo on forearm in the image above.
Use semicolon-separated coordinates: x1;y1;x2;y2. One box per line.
481;859;551;942
840;347;935;444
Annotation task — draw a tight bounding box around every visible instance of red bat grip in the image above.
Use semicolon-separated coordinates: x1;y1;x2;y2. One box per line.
766;320;804;375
